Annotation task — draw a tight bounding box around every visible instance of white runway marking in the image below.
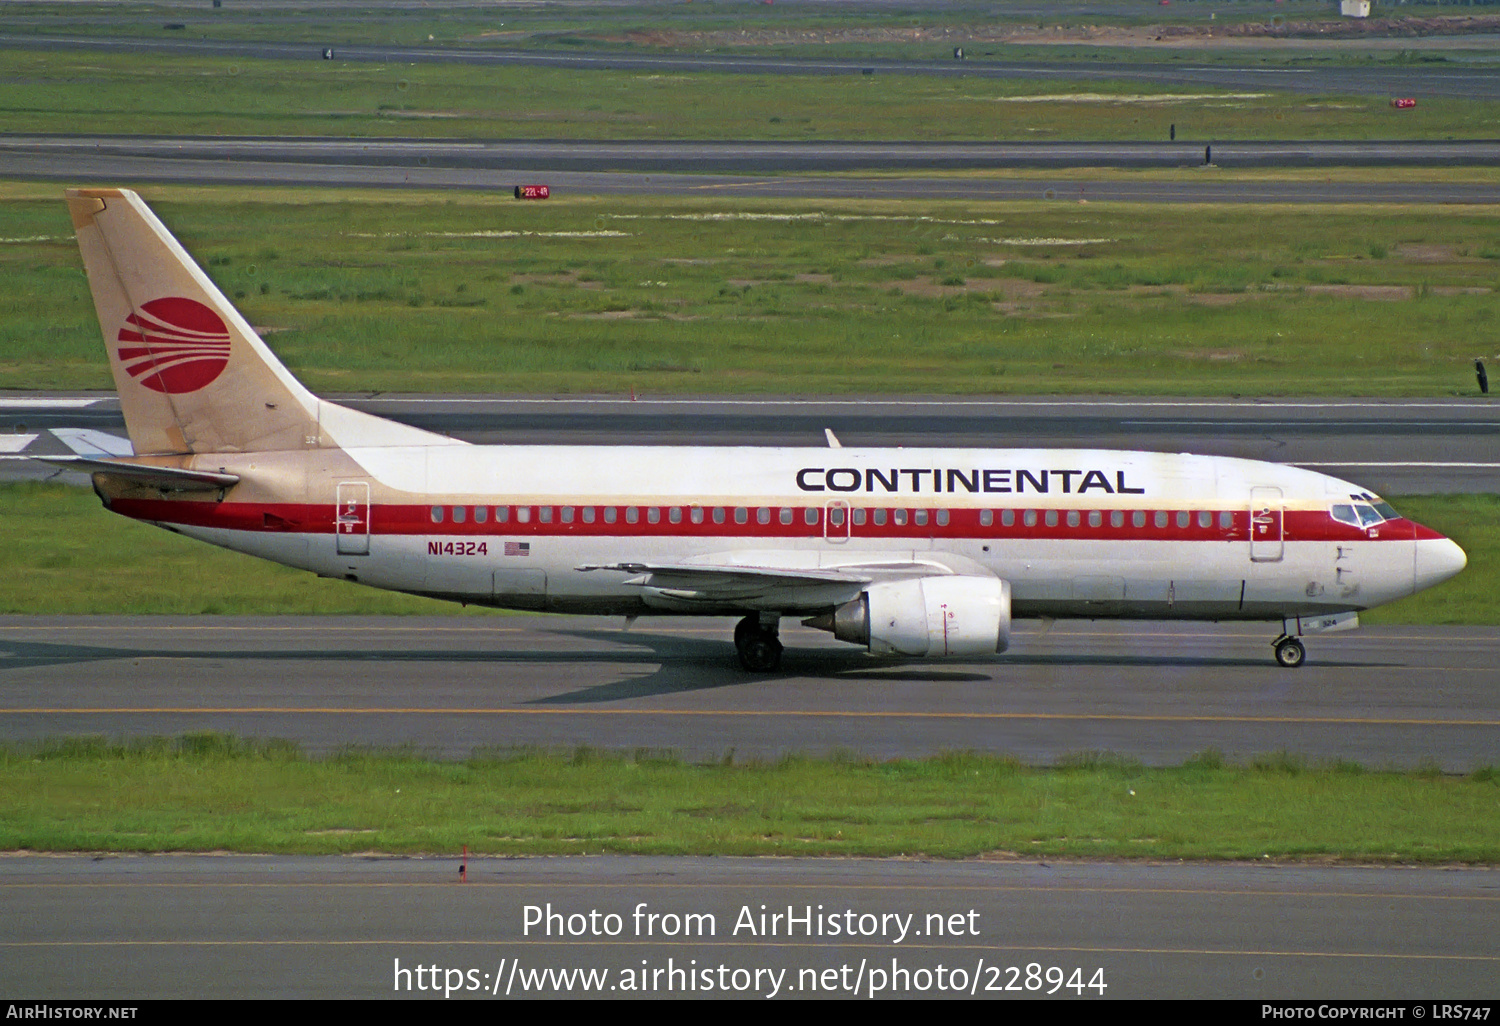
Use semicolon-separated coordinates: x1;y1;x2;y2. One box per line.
0;398;98;408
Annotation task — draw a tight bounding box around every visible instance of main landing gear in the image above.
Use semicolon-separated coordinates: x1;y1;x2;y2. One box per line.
734;614;783;672
1272;634;1306;669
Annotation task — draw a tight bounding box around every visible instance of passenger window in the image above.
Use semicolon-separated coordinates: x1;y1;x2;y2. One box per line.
829;507;845;527
1219;511;1232;530
1024;510;1037;528
1198;510;1212;529
475;506;488;524
1001;509;1015;527
560;506;575;524
1067;510;1080;528
804;508;818;526
430;506;444;524
1154;510;1167;529
757;507;770;525
1088;511;1101;528
713;507;726;525
780;508;793;525
452;506;466;524
1110;510;1122;528
669;507;682;524
582;507;595;524
495;506;509;524
1132;510;1145;528
625;507;639;524
894;509;908;526
936;509;949;526
1176;511;1189;529
1044;510;1058;527
517;507;532;524
647;507;660;524
538;506;553;524
603;507;617;524
734;507;747;524
914;509;928;526
690;507;704;524
980;509;993;527
874;509;888;526
852;508;867;526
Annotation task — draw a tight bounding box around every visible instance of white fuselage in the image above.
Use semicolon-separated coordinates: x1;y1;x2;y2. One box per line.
107;444;1458;625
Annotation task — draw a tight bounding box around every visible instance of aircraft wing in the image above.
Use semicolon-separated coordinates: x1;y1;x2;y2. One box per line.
577;551;995;610
33;456;240;491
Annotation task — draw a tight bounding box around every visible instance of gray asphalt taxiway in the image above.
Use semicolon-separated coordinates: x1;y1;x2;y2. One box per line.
1;855;1495;999
1;617;1495;770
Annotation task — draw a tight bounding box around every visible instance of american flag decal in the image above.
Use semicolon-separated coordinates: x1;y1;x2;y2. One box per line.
504;542;531;557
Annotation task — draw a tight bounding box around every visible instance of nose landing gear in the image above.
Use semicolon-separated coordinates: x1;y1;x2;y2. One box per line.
734;614;783;672
1273;634;1306;668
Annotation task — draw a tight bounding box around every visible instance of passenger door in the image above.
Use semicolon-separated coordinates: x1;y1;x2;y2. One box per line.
1249;487;1284;563
335;481;370;556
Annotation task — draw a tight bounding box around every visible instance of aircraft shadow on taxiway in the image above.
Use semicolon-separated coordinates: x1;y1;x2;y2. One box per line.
0;631;1385;707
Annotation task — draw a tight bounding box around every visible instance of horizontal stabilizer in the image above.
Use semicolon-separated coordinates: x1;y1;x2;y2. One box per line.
51;428;134;457
34;456;239;491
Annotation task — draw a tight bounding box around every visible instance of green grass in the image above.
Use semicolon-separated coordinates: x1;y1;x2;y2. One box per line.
3;186;1499;396
1362;496;1500;626
2;46;1498;141
0;484;1489;621
1;739;1494;860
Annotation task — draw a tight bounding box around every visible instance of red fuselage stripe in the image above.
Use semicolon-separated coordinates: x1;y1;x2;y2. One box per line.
110;500;1428;544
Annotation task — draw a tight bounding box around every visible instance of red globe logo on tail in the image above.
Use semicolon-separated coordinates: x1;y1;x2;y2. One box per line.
116;297;232;394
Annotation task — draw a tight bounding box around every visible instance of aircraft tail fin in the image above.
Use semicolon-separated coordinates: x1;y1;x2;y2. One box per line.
67;188;460;456
67;188;326;456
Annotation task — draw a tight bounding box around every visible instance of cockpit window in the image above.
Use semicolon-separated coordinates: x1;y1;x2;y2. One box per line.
1331;501;1388;528
1372;501;1399;520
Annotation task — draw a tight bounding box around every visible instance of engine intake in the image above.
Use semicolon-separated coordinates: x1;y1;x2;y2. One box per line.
806;575;1011;657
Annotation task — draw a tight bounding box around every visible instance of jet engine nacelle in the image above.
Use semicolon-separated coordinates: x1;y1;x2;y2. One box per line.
816;575;1011;657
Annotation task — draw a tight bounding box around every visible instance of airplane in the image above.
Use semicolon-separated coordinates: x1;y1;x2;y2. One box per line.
50;187;1466;672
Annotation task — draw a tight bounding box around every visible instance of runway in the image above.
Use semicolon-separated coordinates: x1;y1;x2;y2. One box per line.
1;855;1495;999
6;140;1500;202
7;394;1499;495
13;135;1500;172
1;617;1495;770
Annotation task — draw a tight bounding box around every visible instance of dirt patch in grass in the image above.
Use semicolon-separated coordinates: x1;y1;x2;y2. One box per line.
513;271;604;291
1174;348;1248;362
1306;285;1413;301
992;302;1075;319
882;275;984;298
1395;244;1461;262
1182;293;1253;306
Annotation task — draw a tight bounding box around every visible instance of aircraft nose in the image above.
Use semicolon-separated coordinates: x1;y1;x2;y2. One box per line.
1413;535;1466;594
